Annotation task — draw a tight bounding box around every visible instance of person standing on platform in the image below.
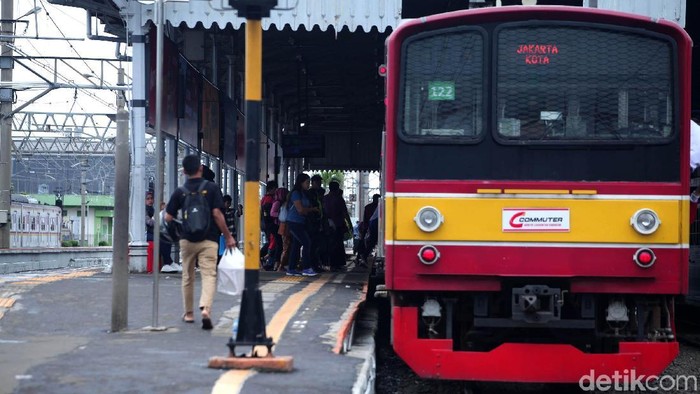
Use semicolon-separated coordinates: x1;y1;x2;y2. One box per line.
145;191;156;273
260;180;278;270
285;173;320;277
323;181;351;271
359;194;380;266
269;187;288;271
307;174;326;272
223;195;237;240
159;201;182;273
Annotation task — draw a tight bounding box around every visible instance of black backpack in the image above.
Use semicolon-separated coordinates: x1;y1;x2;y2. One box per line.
179;181;211;242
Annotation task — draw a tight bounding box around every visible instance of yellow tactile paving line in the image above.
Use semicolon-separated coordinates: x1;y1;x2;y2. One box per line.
0;269;100;320
12;271;98;286
0;297;16;308
275;275;305;283
212;275;331;394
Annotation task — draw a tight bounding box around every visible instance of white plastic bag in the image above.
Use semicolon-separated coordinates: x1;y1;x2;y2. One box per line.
217;247;244;296
278;205;288;223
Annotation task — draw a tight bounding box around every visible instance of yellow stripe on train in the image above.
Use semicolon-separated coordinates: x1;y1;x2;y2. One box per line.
386;197;685;244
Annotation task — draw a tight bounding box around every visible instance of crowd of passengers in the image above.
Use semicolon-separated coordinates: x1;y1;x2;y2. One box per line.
259;174;379;276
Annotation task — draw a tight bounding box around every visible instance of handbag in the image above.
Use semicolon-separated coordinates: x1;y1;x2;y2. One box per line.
343;216;353;240
278;204;288;223
217;247;244;296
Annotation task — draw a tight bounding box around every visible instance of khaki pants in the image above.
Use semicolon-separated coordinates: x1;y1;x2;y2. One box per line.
179;239;218;314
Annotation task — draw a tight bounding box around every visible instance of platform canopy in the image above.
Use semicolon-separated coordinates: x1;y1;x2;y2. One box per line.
48;0;402;171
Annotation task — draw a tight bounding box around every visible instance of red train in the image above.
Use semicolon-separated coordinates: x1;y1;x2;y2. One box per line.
382;6;691;383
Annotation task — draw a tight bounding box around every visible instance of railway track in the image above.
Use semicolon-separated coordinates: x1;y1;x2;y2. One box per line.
676;304;700;348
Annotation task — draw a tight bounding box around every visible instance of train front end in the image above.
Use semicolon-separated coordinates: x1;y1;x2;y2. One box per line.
383;7;691;383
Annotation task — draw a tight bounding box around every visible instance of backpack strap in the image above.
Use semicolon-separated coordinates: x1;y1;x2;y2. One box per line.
197;180;208;192
179;180;207;195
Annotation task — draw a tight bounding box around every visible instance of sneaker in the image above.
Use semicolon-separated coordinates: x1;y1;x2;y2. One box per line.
301;268;318;277
161;264;177;273
286;269;302;276
174;263;183;272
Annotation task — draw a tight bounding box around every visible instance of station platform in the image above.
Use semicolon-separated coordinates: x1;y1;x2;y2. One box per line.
0;261;376;394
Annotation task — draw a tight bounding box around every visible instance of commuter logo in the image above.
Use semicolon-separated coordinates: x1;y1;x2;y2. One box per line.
502;208;570;232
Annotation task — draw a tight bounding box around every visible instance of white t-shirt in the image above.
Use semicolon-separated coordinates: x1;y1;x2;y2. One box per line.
691;120;700;171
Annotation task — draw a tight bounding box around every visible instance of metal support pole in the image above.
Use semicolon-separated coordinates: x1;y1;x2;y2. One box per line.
0;0;14;248
230;17;273;352
151;0;165;329
112;88;130;332
81;160;87;246
128;30;148;271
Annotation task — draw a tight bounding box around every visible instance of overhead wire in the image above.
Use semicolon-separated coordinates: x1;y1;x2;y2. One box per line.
14;41;115;110
10;1;117;111
38;0;100;79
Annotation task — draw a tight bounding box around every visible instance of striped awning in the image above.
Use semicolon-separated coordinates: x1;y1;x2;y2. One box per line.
118;0;402;33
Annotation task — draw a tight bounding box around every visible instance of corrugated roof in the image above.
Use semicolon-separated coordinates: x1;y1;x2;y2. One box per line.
118;0;402;33
584;0;686;27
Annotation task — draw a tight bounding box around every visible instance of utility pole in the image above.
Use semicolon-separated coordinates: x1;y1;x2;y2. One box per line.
0;0;14;248
208;0;292;371
112;82;129;332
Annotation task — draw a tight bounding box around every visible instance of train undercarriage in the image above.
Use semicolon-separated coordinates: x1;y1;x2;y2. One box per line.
391;283;679;382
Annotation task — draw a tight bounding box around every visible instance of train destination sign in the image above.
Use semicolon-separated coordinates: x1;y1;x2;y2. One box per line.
502;208;570;232
515;43;559;65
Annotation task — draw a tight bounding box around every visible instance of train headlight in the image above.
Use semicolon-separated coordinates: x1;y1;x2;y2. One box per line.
630;209;660;235
414;206;444;232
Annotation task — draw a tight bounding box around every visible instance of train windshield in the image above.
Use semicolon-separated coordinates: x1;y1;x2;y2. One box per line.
496;24;675;144
401;28;485;140
399;24;676;145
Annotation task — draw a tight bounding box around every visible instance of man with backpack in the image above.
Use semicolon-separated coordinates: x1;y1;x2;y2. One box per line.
164;155;236;330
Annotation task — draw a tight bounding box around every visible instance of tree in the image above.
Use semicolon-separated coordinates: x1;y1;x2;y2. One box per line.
314;170;345;189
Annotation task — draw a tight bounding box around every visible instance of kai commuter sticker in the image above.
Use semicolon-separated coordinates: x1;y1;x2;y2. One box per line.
502;208;570;232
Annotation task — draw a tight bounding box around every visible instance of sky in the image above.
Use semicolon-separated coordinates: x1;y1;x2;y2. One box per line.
10;0;129;136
